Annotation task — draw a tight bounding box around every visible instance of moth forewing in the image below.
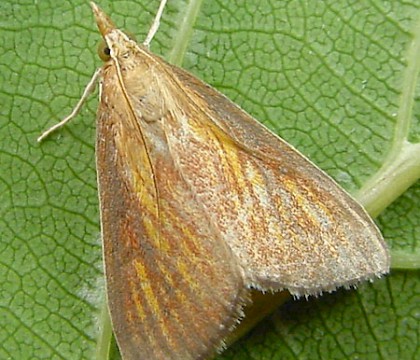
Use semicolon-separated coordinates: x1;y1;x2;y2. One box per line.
94;0;390;355
38;2;390;360
93;4;250;360
157;63;389;295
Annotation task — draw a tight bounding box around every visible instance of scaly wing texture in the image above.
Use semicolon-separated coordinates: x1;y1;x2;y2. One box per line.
96;19;389;358
160;63;390;296
96;59;247;360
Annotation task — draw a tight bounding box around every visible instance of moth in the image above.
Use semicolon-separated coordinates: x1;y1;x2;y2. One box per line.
39;2;389;359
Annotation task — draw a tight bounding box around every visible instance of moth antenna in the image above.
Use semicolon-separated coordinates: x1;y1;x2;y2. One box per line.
37;68;102;142
143;0;168;47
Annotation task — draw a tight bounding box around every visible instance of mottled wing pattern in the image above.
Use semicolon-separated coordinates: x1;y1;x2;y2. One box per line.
95;8;389;359
160;64;390;296
96;59;247;360
37;3;390;360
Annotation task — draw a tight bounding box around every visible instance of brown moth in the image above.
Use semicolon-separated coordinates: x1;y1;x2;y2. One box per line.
39;1;389;359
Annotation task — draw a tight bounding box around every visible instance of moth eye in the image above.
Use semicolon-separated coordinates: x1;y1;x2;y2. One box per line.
97;40;111;62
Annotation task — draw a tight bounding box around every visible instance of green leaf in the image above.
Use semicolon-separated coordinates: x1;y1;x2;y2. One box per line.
1;0;419;359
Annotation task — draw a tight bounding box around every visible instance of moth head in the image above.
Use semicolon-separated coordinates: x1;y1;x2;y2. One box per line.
99;31;140;63
96;33;138;62
91;2;115;37
91;2;144;65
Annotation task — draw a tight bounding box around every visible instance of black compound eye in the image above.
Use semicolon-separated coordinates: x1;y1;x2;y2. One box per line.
97;40;111;62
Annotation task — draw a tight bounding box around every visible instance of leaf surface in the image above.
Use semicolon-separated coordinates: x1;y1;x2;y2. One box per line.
0;0;419;359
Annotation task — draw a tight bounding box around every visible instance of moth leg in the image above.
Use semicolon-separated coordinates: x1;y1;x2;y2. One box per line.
37;68;102;142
